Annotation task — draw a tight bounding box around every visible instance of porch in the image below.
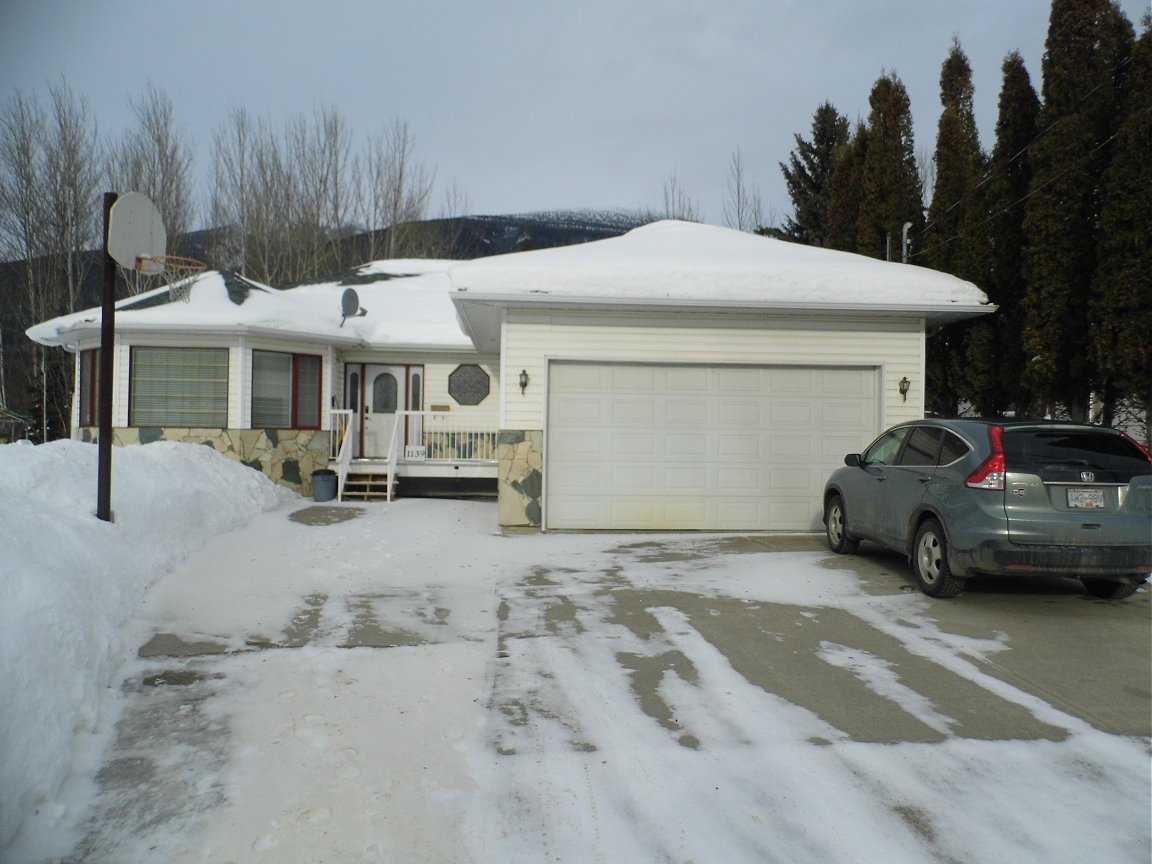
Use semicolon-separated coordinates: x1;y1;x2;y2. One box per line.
328;409;499;501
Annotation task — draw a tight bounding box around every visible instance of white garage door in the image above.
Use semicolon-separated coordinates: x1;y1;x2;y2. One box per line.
546;363;879;531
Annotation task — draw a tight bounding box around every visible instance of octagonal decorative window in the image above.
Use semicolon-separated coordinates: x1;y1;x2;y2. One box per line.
448;364;490;405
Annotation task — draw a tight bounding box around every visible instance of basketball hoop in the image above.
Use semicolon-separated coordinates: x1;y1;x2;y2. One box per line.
138;254;207;302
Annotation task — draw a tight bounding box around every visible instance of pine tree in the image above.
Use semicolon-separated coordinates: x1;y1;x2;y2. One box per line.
966;52;1041;416
779;102;850;246
1090;22;1151;434
1022;0;1135;419
856;73;924;261
825;121;868;252
924;41;988;416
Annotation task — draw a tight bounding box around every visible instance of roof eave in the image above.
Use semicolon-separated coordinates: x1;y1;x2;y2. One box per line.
451;291;996;351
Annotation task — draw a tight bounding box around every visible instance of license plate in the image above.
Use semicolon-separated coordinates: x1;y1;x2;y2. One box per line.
1067;487;1105;509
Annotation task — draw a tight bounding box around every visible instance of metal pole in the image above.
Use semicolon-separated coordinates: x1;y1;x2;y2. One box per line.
97;192;117;522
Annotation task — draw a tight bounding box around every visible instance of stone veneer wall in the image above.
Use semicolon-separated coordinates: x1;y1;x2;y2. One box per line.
77;426;333;496
497;429;543;530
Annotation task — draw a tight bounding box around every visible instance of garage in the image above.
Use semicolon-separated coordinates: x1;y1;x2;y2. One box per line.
546;361;879;531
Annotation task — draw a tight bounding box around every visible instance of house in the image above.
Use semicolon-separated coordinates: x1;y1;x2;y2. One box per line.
27;220;993;532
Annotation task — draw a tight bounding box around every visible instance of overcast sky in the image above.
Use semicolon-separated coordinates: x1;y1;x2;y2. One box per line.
2;1;1149;230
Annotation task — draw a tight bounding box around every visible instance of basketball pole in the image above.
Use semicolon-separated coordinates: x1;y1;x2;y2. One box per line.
97;191;118;522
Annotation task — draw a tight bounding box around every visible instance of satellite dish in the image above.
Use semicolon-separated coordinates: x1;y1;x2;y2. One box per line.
341;288;359;318
340;288;367;327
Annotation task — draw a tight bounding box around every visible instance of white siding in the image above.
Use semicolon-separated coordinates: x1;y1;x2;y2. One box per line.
503;309;926;431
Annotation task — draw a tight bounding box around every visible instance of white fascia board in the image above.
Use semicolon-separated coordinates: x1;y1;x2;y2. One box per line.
453;291;997;352
32;321;368;350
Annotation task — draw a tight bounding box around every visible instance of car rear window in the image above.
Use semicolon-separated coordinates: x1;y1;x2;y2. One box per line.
1003;429;1152;483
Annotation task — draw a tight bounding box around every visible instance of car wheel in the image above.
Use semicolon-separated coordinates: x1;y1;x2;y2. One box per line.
825;494;859;554
1080;577;1143;600
911;518;965;598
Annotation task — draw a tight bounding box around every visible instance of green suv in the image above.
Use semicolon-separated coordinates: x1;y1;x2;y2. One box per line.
823;419;1152;599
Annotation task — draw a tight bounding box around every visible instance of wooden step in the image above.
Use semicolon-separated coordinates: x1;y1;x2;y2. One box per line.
340;473;394;501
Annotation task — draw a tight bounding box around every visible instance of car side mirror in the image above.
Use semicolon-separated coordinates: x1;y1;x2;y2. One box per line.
844;453;862;468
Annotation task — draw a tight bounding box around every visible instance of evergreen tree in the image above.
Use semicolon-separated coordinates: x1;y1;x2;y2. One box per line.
965;52;1041;416
1090;22;1151;433
779;102;850;246
924;41;988;416
1022;0;1135;419
856;73;924;261
825;121;868;253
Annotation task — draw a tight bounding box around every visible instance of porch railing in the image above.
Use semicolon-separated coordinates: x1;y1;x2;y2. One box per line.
395;410;499;463
329;409;354;500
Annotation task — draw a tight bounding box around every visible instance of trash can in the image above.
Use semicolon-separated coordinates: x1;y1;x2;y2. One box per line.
312;469;337;502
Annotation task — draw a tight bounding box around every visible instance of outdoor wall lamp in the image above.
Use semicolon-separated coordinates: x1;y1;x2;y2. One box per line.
898;376;911;401
519;369;529;395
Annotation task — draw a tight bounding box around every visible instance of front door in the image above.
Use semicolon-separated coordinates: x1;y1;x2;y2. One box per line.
362;364;406;458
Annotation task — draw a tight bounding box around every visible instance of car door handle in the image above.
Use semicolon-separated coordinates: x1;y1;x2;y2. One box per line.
917;476;931;484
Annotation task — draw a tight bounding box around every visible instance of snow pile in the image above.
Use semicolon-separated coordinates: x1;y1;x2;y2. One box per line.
0;440;291;849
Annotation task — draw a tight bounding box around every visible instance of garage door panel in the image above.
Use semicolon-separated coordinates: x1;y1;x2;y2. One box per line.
717;434;760;458
611;400;658;425
666;467;709;490
665;398;711;424
612;464;656;491
718;466;762;490
822;401;871;427
770;401;816;426
547;363;878;530
665;367;710;390
770;435;814;459
551;396;605;424
715;367;761;392
665;433;709;458
552;364;604;390
611;366;659;390
548;428;603;457
716;400;760;425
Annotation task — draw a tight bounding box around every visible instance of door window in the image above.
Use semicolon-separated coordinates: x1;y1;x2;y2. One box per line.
409;372;422;411
372;373;398;413
864;428;909;466
347;371;360;412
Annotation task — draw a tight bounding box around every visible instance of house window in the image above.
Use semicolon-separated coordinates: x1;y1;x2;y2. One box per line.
129;347;229;427
448;364;490;405
251;350;322;429
79;349;100;427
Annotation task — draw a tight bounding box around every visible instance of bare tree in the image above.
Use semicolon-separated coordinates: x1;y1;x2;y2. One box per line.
723;148;763;232
355;119;435;260
44;81;101;313
0;82;100;439
662;170;700;221
0;93;48;413
107;84;195;292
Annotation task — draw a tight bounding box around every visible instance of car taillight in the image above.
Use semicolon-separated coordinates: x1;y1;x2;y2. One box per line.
1119;430;1152;463
966;424;1006;490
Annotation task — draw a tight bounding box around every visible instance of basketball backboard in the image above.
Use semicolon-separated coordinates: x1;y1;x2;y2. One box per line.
108;192;167;274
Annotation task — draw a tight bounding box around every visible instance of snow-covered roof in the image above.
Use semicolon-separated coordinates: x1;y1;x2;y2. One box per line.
27;221;994;356
26;266;475;352
450;220;994;352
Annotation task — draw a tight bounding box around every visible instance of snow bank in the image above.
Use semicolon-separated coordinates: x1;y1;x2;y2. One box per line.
0;440;292;849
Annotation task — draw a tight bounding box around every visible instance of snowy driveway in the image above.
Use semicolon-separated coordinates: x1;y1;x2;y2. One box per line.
49;500;1152;863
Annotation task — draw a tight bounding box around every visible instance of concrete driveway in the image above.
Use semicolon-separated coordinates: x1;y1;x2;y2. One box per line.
47;501;1151;864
